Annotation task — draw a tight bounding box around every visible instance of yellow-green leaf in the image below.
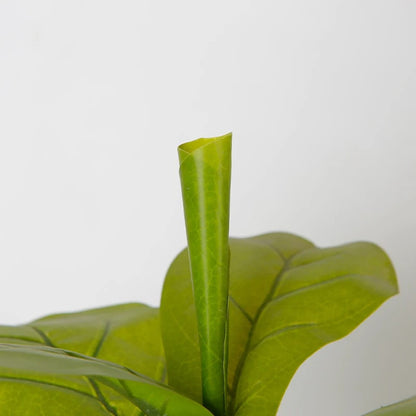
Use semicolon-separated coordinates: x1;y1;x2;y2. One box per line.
177;133;232;416
0;343;213;416
0;303;212;415
160;232;398;416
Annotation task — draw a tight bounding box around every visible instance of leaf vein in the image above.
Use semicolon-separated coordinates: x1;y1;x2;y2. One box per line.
229;250;291;413
88;377;119;415
249;322;319;353
0;375;99;403
229;295;253;323
92;321;111;358
30;326;55;347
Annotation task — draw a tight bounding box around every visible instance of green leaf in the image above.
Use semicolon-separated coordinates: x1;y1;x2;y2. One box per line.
0;303;212;415
177;134;232;416
0;303;166;383
0;343;214;416
160;232;398;416
364;396;416;415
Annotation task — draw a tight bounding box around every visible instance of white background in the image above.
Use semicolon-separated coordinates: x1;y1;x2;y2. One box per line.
0;1;415;415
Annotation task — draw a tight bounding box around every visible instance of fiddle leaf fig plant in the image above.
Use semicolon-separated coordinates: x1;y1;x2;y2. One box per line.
0;133;405;416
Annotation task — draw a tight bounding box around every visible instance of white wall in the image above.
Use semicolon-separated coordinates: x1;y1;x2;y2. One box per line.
0;1;415;415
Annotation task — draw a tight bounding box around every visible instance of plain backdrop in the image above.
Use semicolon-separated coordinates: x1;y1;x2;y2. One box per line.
0;1;415;415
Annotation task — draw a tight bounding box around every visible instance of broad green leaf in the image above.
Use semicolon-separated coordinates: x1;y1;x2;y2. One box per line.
0;343;214;416
160;232;398;416
364;396;416;415
0;303;166;383
178;134;232;416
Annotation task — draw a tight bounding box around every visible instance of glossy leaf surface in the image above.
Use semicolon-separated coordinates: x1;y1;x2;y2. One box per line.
160;232;398;416
178;134;232;416
364;396;416;415
0;343;213;416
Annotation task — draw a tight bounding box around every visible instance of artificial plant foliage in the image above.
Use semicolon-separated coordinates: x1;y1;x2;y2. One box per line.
0;133;405;416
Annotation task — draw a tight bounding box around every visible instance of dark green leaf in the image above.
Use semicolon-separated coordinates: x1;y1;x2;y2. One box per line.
160;232;398;416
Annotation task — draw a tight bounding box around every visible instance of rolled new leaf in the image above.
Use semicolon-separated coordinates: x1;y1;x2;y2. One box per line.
178;133;232;416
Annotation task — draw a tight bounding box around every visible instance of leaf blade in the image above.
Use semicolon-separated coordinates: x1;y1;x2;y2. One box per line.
232;237;397;416
0;303;166;383
0;343;214;416
0;303;211;415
